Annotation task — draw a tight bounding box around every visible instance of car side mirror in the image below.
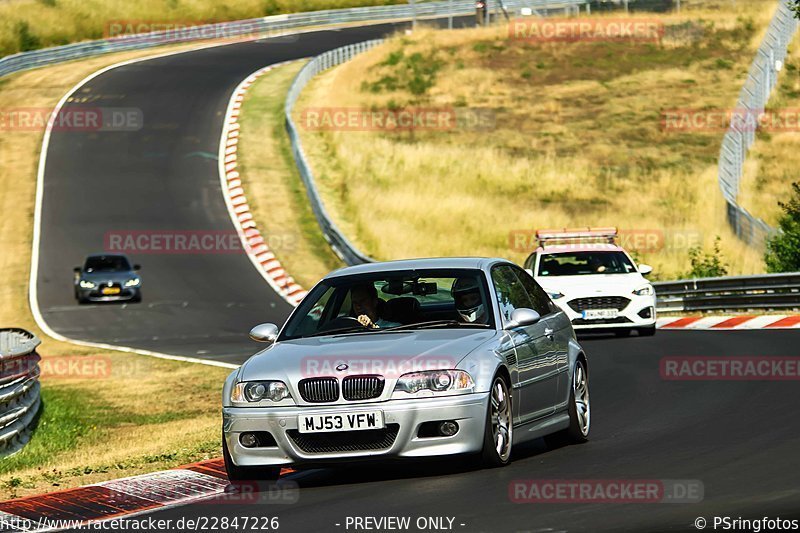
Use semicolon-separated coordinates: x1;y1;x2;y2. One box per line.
250;323;279;343
133;264;141;271
639;264;653;275
73;266;81;274
505;308;541;329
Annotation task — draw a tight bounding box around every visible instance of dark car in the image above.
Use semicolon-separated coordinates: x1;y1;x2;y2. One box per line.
73;254;142;304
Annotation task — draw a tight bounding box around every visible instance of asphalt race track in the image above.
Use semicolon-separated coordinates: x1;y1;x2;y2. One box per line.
34;16;800;533
36;19;471;364
147;330;800;532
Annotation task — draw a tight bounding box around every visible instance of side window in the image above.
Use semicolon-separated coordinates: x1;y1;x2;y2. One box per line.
491;265;535;325
514;267;554;316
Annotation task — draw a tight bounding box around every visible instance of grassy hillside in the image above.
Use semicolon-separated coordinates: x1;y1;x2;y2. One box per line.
295;2;782;279
0;0;404;57
739;30;800;226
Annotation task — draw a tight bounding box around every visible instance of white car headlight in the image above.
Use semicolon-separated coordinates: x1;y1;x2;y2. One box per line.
231;381;291;403
394;370;474;395
548;291;565;300
124;278;141;287
633;285;654;296
79;280;96;289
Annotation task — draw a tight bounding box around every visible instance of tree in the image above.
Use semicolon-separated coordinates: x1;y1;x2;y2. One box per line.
685;236;729;279
764;182;800;272
792;0;800;18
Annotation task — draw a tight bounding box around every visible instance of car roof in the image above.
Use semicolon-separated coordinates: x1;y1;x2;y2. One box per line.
325;257;509;278
86;253;130;259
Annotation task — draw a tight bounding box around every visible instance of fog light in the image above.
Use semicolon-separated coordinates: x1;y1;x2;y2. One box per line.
439;421;459;436
240;432;259;448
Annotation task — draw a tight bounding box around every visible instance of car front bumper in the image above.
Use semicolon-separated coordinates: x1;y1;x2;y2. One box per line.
554;294;657;330
76;287;140;302
223;392;489;468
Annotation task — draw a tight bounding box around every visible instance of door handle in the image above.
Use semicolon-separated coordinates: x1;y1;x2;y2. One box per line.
544;327;554;338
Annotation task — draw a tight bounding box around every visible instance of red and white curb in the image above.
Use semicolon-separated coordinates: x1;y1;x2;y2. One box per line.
657;315;800;330
218;60;308;307
0;459;294;531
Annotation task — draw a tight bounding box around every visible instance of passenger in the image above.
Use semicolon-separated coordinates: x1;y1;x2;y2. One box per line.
351;284;401;329
451;278;488;324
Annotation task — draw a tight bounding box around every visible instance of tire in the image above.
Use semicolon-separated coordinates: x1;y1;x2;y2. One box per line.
479;375;513;468
223;434;281;482
130;291;142;303
564;359;590;443
638;326;656;337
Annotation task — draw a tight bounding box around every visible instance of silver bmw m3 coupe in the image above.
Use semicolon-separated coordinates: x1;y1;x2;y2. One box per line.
222;258;590;480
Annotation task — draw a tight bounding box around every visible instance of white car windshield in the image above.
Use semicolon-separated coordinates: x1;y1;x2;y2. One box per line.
538;251;637;277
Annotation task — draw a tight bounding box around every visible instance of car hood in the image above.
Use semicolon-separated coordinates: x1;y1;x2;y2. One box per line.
537;273;649;296
80;271;137;283
240;329;499;382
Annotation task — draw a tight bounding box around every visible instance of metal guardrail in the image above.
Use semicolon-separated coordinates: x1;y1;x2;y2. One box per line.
0;0;585;79
717;1;799;248
285;0;586;265
0;329;41;457
653;273;800;312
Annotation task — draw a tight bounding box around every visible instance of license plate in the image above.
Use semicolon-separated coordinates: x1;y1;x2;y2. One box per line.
582;309;618;320
298;410;384;434
101;287;121;295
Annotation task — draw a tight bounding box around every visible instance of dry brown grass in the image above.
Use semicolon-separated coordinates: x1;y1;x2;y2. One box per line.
295;3;781;279
0;42;234;499
237;61;344;288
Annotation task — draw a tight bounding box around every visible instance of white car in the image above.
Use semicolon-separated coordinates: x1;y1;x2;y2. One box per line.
523;228;656;336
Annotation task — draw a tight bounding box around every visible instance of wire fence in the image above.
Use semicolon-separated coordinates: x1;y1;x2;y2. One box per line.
717;0;799;248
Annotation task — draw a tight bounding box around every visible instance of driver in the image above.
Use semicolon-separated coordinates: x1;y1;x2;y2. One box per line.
351;284;400;329
451;278;488;324
589;256;607;274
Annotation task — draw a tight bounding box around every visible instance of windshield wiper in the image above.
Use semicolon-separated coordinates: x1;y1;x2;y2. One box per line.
383;320;491;332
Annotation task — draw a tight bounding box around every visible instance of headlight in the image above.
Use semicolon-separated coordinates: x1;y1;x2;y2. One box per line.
231;381;291;403
548;291;565;299
394;370;474;395
633;285;654;296
79;280;96;289
124;278;141;287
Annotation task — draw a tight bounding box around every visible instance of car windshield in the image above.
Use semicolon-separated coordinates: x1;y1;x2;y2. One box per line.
538;251;636;276
281;268;494;340
84;255;131;273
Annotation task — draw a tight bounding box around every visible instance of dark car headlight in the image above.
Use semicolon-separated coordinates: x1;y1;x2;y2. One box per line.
393;370;474;396
231;381;291;403
79;280;96;289
124;278;141;288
